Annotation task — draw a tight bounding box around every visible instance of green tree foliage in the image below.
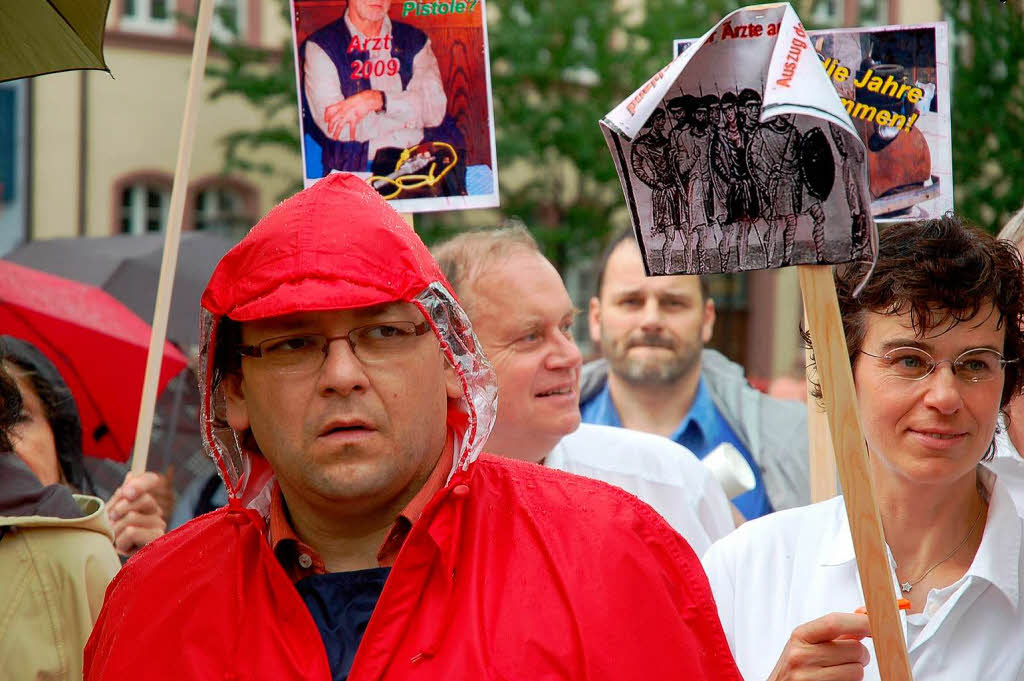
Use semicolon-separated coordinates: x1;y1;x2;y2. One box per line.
940;0;1024;231
205;1;302;193
204;0;735;267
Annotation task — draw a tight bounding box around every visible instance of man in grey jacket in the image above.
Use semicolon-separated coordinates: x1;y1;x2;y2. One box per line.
581;232;809;518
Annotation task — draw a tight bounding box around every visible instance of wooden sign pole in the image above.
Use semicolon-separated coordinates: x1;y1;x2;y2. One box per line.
804;311;838;502
130;0;215;475
808;397;838;502
798;265;912;681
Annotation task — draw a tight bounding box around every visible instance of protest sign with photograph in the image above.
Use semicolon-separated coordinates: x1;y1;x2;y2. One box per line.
602;3;875;277
290;0;499;212
678;22;952;222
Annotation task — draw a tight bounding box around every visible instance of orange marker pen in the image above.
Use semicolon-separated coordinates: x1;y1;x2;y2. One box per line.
855;599;911;615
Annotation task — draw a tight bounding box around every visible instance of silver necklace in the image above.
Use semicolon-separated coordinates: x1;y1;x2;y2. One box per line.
898;502;985;593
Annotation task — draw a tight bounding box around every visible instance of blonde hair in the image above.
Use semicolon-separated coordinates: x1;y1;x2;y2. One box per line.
998;205;1024;245
431;226;541;314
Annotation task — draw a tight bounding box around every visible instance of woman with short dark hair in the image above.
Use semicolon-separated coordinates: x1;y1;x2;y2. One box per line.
1;336;169;555
703;215;1024;681
0;356;120;680
1;335;94;492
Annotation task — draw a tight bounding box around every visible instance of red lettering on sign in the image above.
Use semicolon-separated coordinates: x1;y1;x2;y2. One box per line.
350;58;400;80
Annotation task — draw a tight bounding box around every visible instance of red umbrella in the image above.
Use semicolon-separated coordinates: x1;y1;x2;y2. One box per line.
0;260;187;462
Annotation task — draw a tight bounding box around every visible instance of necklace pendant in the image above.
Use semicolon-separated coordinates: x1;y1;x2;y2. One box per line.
901;582;913;593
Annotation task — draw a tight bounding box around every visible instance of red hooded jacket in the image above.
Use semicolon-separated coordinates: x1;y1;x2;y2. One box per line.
85;174;742;681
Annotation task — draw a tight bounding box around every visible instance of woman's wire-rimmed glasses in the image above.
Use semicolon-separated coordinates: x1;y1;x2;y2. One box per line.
859;346;1017;383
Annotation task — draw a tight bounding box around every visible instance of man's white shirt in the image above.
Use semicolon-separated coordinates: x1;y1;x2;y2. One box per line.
546;423;734;556
989;426;1024;512
702;467;1024;681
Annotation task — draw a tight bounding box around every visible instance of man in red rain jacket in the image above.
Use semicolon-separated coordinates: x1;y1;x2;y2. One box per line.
85;173;741;681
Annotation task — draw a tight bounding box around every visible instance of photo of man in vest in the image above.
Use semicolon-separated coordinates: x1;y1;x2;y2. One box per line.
301;0;448;175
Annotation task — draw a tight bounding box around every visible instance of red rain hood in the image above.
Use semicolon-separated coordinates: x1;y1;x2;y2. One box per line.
202;173;455;320
197;173;496;505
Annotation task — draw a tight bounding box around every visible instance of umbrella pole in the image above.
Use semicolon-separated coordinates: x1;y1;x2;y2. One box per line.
130;0;215;475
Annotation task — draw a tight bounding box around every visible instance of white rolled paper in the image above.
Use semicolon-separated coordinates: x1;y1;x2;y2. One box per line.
702;442;756;500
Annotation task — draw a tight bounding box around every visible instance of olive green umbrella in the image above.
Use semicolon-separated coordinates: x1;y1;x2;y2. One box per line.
0;1;111;83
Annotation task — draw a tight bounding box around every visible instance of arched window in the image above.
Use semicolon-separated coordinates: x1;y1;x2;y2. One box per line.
190;178;258;234
120;181;171;234
120;0;177;35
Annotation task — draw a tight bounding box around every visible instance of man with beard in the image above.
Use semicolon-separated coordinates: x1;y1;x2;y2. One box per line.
670;95;715;273
748;114;827;266
631;108;681;274
580;232;810;520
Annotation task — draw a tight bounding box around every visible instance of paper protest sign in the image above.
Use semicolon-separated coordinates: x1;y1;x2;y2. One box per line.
602;7;915;681
601;3;875;276
290;0;499;213
678;22;951;221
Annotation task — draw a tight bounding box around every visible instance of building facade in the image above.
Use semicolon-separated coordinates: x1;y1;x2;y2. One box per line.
1;0;297;253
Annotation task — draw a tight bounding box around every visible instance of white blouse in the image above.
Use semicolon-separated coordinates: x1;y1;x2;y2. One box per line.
989;427;1024;512
703;469;1024;681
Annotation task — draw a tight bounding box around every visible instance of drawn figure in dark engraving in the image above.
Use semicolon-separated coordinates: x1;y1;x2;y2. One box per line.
703;94;729;243
671;95;716;272
631;108;681;273
748;114;831;267
737;89;762;139
829;123;871;261
711;91;762;270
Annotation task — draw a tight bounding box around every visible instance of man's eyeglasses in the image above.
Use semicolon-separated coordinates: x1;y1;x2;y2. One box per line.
237;321;432;374
859;346;1017;383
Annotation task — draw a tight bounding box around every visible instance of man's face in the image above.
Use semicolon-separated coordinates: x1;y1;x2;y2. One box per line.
225;304;461;517
692;106;708;129
741;101;760;127
589;242;715;386
468;250;582;461
646;112;666;137
709;103;722;126
723;103;737;125
770;113;794;131
348;0;391;26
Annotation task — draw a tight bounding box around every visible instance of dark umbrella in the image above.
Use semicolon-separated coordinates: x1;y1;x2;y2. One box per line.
0;1;111;83
0;260;188;461
6;231;238;349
